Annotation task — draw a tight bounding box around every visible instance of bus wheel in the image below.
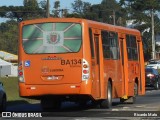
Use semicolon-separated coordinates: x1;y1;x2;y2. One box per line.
0;95;6;112
100;82;112;109
41;97;61;111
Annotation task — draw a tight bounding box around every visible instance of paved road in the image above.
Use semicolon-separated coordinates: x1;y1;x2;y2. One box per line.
3;88;160;119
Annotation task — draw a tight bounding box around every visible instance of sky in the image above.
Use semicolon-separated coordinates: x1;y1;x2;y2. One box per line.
0;0;101;8
0;0;101;23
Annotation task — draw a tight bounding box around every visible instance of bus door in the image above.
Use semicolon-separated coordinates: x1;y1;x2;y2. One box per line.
120;34;128;98
91;29;101;98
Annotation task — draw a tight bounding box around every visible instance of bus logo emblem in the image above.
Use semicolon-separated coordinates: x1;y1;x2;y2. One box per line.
25;61;30;67
50;33;59;43
42;66;49;74
43;31;64;47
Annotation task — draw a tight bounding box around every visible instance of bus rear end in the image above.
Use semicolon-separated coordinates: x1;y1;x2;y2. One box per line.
18;18;91;109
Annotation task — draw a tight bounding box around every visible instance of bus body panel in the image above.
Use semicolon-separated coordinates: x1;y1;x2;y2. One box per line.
103;60;124;98
22;54;82;85
19;83;81;96
19;19;84;86
87;21;145;99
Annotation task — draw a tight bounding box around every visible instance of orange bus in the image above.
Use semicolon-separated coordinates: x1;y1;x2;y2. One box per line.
18;18;145;110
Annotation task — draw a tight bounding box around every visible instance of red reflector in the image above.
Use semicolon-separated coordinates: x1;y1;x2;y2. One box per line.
83;70;88;74
19;71;23;76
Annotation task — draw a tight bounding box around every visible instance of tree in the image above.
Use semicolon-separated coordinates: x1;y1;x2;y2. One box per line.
0;20;18;54
119;0;160;30
70;0;126;25
52;0;60;17
0;6;24;20
0;0;46;20
62;9;68;18
71;0;91;17
99;0;126;25
0;0;47;55
23;0;39;9
23;0;45;19
84;4;102;21
119;0;160;59
39;0;47;10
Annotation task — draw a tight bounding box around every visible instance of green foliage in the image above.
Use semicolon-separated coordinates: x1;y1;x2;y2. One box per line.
52;0;60;17
1;77;21;101
0;0;160;60
23;0;39;9
69;0;126;26
0;77;38;105
22;0;46;20
0;0;46;20
71;0;91;17
119;0;160;60
0;20;18;54
0;0;47;55
39;0;47;11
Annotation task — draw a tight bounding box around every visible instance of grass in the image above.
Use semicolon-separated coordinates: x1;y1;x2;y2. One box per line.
0;77;39;106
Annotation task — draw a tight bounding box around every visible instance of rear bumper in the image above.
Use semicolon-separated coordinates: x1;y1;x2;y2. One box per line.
19;83;90;97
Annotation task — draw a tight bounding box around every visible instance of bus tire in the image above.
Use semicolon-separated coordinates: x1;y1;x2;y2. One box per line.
41;98;53;111
0;95;6;112
41;97;61;111
100;81;112;109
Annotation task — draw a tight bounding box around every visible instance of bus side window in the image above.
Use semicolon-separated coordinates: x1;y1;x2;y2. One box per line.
131;36;138;60
126;35;138;61
109;32;119;60
101;30;110;59
89;28;95;59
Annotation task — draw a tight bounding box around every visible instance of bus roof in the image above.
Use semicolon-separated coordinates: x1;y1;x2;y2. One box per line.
86;19;140;34
20;17;140;36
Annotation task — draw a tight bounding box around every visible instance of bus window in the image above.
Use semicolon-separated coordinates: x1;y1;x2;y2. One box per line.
101;31;119;60
89;28;95;58
109;32;119;60
22;23;82;54
126;35;138;60
101;31;110;59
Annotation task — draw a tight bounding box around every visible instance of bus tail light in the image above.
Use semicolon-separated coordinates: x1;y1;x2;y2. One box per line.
18;62;25;83
82;59;90;81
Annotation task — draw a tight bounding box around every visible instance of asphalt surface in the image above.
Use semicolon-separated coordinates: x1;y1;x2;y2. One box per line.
1;88;160;120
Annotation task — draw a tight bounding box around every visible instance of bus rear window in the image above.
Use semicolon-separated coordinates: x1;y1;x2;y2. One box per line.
22;23;82;54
